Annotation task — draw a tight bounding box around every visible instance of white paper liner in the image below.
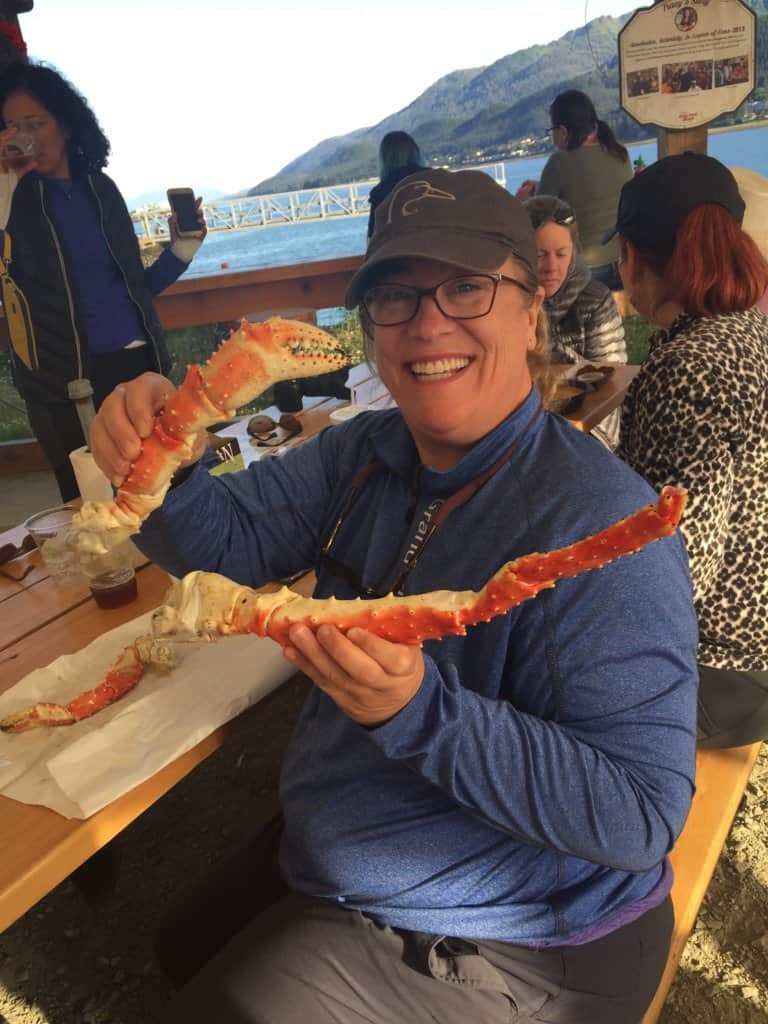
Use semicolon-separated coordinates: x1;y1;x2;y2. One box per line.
0;609;294;819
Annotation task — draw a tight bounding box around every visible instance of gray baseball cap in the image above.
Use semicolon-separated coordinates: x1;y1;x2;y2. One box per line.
345;168;538;308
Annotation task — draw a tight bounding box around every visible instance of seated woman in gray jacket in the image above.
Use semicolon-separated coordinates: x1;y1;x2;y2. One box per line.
525;195;627;448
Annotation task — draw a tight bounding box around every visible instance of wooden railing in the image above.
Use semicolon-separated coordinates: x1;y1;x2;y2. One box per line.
154;255;364;328
0;256;365;475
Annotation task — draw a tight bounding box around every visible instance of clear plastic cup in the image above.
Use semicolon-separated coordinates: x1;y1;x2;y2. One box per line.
79;541;138;609
23;505;83;586
2;127;39;161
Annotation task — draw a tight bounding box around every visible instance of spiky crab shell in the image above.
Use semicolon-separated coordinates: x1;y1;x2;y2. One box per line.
71;318;349;554
0;487;687;733
202;318;349;410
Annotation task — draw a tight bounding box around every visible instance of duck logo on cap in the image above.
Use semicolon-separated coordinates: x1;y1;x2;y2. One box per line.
386;179;456;223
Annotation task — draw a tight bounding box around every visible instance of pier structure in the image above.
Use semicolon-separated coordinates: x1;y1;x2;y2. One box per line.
132;162;507;241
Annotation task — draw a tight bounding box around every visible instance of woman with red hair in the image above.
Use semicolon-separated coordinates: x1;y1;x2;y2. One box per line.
612;153;768;749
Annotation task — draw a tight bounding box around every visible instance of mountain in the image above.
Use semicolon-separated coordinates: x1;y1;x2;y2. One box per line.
249;5;768;196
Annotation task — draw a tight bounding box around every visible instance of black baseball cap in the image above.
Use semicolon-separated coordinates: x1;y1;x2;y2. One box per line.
603;152;745;259
345;168;538;308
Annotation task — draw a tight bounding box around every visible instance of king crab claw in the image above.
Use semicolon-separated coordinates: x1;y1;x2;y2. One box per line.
1;487;687;733
71;317;348;555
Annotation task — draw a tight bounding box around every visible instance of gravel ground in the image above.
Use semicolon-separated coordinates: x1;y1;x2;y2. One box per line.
0;680;765;1024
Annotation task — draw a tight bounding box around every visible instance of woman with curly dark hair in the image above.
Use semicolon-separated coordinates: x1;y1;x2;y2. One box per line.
517;91;631;291
0;61;206;500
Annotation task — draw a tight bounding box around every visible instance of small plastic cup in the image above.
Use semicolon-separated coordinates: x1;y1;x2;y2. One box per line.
2;127;38;160
23;505;83;587
80;541;138;609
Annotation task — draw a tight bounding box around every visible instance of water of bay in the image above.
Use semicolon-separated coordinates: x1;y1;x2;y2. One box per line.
185;124;768;320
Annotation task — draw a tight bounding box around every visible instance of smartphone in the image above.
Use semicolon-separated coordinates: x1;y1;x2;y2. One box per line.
167;187;202;237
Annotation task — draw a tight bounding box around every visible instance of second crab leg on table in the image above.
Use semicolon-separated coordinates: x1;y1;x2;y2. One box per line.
72;317;348;554
1;487;687;733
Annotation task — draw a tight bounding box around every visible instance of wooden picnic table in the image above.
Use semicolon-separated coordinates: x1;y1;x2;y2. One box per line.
0;396;339;934
0;374;639;934
554;363;640;433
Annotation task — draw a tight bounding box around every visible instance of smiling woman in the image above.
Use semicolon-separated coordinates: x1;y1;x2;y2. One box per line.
82;165;699;1024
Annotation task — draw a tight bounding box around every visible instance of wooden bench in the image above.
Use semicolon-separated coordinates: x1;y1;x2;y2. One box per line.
640;741;763;1023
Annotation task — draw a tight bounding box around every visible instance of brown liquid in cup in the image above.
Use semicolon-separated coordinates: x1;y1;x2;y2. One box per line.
90;574;138;609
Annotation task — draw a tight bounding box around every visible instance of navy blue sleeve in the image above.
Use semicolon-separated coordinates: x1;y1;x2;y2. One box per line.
135;426;351;584
367;530;698;873
144;246;188;296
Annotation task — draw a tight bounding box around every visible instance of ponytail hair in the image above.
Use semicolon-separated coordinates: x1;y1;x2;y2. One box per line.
595;118;629;163
639;205;768;316
550;90;628;164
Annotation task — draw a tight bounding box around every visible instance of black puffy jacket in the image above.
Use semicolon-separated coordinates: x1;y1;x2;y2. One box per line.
3;170;172;404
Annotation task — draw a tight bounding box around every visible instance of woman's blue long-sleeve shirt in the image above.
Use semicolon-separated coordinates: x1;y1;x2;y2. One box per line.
137;388;698;945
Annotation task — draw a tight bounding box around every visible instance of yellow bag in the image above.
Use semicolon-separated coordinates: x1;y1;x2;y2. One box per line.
0;230;38;370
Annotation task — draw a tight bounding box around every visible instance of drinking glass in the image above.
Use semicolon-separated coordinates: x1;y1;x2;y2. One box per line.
23;505;82;586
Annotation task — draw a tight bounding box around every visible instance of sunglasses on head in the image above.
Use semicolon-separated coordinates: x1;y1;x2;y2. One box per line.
246;413;303;447
528;205;575;230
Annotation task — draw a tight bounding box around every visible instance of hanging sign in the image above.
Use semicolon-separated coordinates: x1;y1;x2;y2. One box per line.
618;0;756;129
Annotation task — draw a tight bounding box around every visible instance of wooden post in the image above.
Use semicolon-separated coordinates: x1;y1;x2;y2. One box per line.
658;125;708;158
652;0;709;157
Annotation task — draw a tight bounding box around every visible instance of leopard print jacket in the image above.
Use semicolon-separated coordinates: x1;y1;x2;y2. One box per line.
618;308;767;672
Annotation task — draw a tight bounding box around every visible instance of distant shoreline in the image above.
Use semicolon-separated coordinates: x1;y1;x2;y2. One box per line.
500;118;768;167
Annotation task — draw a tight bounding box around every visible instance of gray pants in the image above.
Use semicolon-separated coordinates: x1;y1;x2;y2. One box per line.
697;664;768;749
157;821;672;1024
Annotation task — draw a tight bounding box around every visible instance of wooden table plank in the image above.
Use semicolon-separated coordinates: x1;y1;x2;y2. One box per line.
0;564;173;692
559;364;640;433
641;742;762;1023
0;563;316;933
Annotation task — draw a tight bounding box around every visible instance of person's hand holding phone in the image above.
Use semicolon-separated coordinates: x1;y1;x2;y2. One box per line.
166;188;207;264
167;188;207;239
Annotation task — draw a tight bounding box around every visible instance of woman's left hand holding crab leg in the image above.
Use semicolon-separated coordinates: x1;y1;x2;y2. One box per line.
284;624;425;727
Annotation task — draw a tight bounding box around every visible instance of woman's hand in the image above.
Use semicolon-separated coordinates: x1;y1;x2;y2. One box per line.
284;624;425;727
89;373;207;487
515;179;538;200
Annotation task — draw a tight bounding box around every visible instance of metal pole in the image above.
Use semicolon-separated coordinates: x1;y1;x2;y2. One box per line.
67;378;97;445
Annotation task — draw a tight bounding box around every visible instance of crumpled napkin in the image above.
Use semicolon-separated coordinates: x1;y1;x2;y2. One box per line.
0;609;295;819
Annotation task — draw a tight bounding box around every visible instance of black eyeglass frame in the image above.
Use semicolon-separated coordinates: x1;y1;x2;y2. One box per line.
361;272;531;327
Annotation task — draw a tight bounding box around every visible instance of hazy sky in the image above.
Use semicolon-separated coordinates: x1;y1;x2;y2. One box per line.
20;0;634;202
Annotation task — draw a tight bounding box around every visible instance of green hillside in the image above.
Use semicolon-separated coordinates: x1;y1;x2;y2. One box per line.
251;5;768;195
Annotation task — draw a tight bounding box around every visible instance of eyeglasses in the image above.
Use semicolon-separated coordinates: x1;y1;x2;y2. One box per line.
527;205;575;230
550;124;565;132
246;412;302;447
361;273;530;327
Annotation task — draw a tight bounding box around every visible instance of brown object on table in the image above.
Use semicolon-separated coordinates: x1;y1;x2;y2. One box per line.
0;534;37;581
552;364;641;433
574;364;615;382
0;534;36;565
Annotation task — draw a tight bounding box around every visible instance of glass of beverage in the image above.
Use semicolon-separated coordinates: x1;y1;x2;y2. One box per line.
2;126;39;172
80;541;138;609
23;505;83;587
274;379;303;413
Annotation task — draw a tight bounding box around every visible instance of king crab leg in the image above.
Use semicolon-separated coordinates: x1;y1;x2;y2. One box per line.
71;317;348;555
1;487;686;733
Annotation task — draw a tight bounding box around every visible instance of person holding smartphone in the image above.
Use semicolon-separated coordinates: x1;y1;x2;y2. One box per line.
0;60;207;501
